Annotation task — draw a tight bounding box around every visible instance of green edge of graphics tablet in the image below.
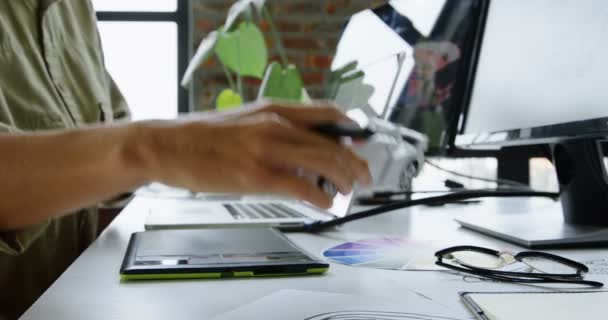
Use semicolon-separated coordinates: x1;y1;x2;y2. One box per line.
120;228;329;281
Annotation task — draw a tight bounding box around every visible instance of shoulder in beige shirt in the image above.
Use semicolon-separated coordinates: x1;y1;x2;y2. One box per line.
0;1;130;318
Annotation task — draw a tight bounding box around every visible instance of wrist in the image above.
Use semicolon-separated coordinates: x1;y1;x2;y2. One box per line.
121;121;161;186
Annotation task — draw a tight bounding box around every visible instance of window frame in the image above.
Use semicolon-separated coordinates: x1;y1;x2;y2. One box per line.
95;0;191;114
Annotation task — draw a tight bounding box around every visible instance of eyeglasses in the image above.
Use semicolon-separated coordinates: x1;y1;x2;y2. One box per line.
435;246;603;288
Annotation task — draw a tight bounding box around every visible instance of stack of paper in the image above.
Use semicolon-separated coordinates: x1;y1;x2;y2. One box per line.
210;289;463;320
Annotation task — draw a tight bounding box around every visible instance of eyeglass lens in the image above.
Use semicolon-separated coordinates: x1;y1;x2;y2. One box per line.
519;256;580;275
448;251;507;269
446;250;580;275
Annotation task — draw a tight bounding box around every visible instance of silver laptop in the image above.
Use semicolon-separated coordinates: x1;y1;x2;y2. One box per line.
144;6;412;231
143;187;354;230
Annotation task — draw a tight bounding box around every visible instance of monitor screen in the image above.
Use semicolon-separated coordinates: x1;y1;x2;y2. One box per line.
331;1;482;153
458;0;608;146
383;0;481;153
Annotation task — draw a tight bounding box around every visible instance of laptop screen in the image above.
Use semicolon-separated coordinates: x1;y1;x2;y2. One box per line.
331;8;413;119
331;1;482;154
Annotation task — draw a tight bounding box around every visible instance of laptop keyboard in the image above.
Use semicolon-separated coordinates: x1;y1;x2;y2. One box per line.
223;203;306;220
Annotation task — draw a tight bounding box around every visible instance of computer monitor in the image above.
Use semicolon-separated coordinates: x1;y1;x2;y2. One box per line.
381;0;483;154
330;1;484;154
454;0;608;246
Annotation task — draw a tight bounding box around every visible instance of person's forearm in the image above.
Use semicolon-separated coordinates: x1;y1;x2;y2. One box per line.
0;123;150;230
0;102;372;231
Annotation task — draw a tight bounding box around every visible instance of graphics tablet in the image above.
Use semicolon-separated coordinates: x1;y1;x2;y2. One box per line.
120;228;329;281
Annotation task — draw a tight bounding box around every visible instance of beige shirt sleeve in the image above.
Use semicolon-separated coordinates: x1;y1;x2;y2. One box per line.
0;222;51;256
107;71;131;121
0;122;17;133
0;2;118;316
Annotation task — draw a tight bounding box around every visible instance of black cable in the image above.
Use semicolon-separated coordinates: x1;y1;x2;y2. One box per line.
357;158;543;202
368;187;529;198
358;187;558;205
284;190;560;233
357;197;481;206
444;179;466;189
424;160;530;188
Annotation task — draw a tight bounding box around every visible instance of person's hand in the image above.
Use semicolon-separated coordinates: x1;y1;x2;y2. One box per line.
134;101;372;208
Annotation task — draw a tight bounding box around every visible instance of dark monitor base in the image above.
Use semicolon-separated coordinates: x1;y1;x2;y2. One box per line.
456;213;608;249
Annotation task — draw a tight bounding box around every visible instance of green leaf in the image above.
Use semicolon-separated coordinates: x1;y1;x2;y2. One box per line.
331;61;359;78
215;22;268;79
419;109;446;152
181;31;219;87
327;61;360;99
333;74;377;116
300;88;312;104
258;62;303;101
216;89;244;111
225;0;266;30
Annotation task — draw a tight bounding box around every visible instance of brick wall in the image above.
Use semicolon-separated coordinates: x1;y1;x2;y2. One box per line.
191;0;385;110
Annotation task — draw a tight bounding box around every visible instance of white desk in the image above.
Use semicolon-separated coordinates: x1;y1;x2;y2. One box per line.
20;195;608;319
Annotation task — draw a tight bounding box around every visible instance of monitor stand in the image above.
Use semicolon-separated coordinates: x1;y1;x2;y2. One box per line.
456;210;608;249
458;139;608;249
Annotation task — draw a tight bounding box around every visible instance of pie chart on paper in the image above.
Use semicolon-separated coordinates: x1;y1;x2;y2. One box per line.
322;238;440;270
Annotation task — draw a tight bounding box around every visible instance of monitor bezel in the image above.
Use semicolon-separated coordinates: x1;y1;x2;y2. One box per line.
454;0;608;149
441;0;492;155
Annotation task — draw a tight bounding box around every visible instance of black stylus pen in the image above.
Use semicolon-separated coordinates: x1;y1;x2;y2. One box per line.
312;122;375;139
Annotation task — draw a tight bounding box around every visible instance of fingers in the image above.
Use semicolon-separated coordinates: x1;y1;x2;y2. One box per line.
265;145;355;195
164;107;371;209
194;99;352;127
261;124;372;187
227;110;293;128
258;168;333;208
253;100;353;127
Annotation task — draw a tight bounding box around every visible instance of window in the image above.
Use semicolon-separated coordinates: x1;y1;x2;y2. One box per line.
530;158;559;192
93;0;189;121
93;0;177;12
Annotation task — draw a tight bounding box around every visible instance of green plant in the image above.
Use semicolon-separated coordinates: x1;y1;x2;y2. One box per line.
181;0;307;110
